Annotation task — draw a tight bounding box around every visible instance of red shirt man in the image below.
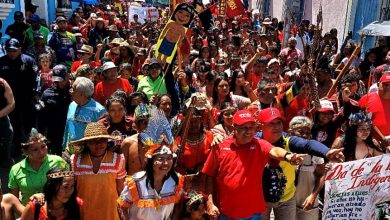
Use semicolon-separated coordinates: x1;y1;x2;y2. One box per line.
359;73;390;137
202;110;305;219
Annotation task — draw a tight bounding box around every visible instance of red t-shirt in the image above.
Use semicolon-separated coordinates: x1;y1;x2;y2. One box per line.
247;72;262;90
202;136;273;218
284;97;309;128
176;131;213;172
93;78;133;105
359;92;390;136
71;60;101;73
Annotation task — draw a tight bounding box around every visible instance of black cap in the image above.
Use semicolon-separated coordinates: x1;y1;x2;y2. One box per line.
14;11;24;20
5;38;21;50
31;2;39;7
52;64;68;82
148;58;160;66
56;16;67;24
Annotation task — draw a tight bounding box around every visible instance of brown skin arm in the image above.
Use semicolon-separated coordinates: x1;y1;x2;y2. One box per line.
121;137;143;176
128;141;143;175
116;178;125;196
2;193;25;219
171;203;182;220
0;79;15;118
20;203;33;220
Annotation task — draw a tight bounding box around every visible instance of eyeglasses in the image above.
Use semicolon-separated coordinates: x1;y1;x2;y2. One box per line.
261;87;277;93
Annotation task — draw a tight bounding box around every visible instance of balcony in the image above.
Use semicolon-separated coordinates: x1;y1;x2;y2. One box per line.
0;1;15;21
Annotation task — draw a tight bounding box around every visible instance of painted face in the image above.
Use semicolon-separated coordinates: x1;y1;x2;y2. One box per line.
108;101;125;124
174;9;191;25
86;138;107;157
217;80;230;97
356;123;371;140
27;142;48;163
234;122;257;144
158;96;172;118
318;111;334;125
262;119;284;140
153;154;174;176
55;176;75;204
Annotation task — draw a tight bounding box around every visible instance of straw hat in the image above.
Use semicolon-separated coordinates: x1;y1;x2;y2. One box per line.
185;92;211;110
263;17;272;25
71;122;120;145
77;44;93;54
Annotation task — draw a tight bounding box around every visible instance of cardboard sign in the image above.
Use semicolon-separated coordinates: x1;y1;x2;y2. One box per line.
323;155;390;220
154;3;195;64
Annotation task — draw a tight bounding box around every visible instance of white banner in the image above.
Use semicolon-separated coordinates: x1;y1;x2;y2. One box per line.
128;6;160;24
323;155;390;220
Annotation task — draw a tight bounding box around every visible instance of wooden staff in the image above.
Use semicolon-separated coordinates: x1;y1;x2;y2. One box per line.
175;96;197;158
326;45;361;98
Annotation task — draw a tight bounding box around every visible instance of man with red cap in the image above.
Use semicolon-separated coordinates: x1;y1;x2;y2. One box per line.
202;110;306;219
359;72;390;141
255;107;345;220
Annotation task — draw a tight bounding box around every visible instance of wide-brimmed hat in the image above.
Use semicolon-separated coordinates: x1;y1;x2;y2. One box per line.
71;122;120;145
263;18;272;25
77;44;93;54
102;61;118;72
108;25;118;32
110;38;125;46
185;92;211;110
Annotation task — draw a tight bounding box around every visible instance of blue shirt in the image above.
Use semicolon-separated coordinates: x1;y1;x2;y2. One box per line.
255;132;330;157
62;99;106;152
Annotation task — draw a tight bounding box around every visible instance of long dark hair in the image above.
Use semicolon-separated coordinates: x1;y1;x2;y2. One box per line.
342;123;376;161
43;168;80;220
212;74;231;106
230;68;248;97
145;156;179;190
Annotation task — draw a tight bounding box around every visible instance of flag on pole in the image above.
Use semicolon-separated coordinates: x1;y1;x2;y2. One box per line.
225;0;245;18
198;3;217;31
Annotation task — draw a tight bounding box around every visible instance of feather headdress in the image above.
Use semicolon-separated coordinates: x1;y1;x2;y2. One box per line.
139;106;174;147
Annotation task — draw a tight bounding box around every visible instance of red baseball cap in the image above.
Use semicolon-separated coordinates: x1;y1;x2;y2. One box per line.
380;73;390;83
257;107;285;124
233;110;255;126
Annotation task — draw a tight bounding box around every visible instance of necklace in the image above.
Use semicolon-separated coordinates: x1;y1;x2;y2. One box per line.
187;133;205;145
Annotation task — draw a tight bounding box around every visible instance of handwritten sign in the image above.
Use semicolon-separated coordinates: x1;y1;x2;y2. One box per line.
128;6;160;24
323;155;390;220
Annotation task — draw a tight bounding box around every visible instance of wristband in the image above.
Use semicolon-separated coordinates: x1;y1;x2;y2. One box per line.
284;152;292;162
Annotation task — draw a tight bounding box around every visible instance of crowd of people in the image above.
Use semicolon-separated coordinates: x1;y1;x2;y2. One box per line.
0;1;389;219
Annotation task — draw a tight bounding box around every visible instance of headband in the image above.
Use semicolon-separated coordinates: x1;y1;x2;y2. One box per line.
47;171;74;179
